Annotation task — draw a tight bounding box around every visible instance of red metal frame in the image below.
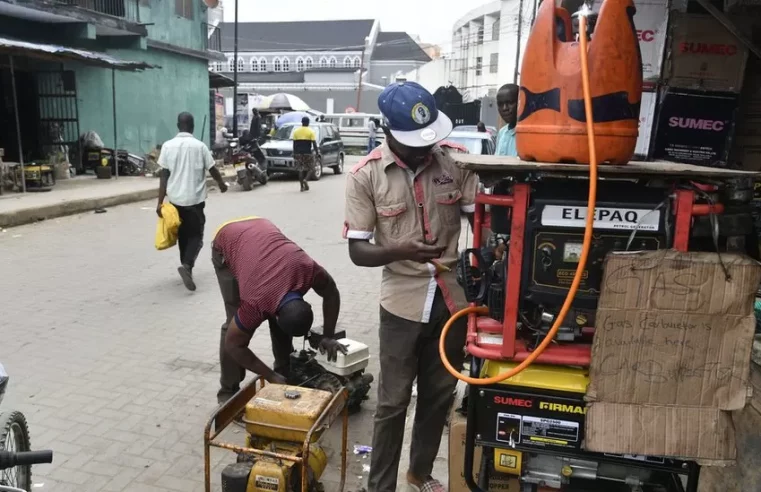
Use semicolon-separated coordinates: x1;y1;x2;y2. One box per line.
466;186;725;366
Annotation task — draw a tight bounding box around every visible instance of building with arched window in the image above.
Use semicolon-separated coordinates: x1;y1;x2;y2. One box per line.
215;19;430;114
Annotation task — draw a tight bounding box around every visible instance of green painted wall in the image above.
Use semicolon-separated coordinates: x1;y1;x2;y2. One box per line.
1;1;212;155
141;1;206;52
61;0;211;154
69;48;209;155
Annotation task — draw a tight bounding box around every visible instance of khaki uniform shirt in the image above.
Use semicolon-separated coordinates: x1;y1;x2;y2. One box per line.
343;142;478;323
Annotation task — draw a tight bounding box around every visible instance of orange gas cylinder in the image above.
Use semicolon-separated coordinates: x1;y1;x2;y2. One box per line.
516;0;643;164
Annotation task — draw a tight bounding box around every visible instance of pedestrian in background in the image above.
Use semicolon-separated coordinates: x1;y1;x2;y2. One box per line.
292;116;320;192
476;121;487;132
495;83;519;156
344;81;477;492
367;116;378;154
157;112;228;291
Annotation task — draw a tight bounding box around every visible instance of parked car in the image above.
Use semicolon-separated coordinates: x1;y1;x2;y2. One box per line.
453;124;497;140
446;130;496;155
261;122;345;180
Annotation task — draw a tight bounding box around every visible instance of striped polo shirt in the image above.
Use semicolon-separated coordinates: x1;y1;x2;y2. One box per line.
213;217;320;332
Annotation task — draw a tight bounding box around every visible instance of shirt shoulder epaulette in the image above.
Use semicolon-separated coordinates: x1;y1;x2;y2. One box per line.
350;148;384;175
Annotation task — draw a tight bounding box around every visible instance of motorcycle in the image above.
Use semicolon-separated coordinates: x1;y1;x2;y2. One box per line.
232;140;268;192
0;364;53;492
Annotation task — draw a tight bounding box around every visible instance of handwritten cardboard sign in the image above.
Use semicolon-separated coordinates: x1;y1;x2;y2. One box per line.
585;250;761;460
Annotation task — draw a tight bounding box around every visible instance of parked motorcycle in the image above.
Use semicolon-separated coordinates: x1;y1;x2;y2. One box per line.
232;141;268;192
0;363;53;492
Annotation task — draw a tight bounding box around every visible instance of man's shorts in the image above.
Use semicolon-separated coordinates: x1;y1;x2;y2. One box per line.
294;153;314;173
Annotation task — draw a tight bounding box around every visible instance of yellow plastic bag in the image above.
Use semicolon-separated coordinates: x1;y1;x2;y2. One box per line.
155;203;181;250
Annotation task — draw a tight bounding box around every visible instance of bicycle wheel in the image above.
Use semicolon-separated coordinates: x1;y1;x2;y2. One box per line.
0;411;32;491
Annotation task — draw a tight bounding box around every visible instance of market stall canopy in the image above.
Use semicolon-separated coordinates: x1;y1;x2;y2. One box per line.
0;37;157;70
256;93;310;111
209;72;235;89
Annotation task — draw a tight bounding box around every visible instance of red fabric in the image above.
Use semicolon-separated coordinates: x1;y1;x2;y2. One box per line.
439;140;468;153
213;218;320;332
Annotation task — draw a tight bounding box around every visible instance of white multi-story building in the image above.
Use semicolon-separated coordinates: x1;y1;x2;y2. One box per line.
450;0;536;100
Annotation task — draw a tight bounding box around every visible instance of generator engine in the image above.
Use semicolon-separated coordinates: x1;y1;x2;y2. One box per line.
287;331;373;414
458;177;757;349
215;384;345;492
453;173;757;492
465;360;695;492
221;439;328;492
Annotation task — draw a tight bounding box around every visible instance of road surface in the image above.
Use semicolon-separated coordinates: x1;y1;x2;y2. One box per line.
0;158;450;492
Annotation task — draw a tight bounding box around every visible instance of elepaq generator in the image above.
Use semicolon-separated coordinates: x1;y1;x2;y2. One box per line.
454;169;758;492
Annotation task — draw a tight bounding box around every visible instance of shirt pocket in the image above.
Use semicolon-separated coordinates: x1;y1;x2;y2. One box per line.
435;189;463;226
375;202;409;238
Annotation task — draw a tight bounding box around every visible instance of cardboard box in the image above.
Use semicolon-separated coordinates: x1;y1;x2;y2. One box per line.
592;0;669;82
585;250;761;461
666;13;749;93
652;89;738;166
449;412;521;492
634;89;658;159
729;134;761;171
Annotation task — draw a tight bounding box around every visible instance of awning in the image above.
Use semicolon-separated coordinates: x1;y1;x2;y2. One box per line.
209;71;235;89
0;36;156;71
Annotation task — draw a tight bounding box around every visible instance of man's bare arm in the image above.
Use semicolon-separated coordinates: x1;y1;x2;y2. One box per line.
156;168;169;217
224;318;285;383
348;239;444;268
208;166;228;192
312;268;340;337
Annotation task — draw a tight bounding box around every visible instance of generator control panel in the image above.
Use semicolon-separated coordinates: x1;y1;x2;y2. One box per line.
521;180;669;312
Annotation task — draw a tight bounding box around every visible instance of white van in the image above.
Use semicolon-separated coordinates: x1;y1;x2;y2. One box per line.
322;113;384;149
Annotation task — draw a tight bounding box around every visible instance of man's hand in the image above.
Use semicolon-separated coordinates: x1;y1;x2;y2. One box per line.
219;181;229;193
156;203;163;218
393;240;446;263
318;338;349;362
266;372;287;385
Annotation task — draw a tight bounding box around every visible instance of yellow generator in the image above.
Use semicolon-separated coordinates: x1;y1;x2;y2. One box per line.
204;380;348;492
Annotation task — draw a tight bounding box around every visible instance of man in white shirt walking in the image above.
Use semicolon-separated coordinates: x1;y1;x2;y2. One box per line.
157;112;228;291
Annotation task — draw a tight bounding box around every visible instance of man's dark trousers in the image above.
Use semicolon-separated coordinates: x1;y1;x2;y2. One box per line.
367;290;467;491
211;247;294;404
173;201;205;269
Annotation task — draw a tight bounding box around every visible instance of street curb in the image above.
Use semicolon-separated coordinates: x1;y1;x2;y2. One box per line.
0;188;159;229
0;175;232;229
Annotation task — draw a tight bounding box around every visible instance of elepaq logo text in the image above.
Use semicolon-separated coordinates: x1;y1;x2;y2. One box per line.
668;117;725;132
678;42;738;56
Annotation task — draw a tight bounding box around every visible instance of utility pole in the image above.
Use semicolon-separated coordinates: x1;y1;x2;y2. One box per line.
514;0;524;83
232;0;239;136
355;36;369;112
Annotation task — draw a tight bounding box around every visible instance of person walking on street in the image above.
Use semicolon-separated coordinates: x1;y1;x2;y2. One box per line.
157;112;228;291
367;117;378;154
213;216;346;404
293;116;320;192
343;81;478;492
495;83;519;156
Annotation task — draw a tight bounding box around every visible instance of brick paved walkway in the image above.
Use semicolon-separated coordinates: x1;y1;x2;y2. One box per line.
0;158;450;492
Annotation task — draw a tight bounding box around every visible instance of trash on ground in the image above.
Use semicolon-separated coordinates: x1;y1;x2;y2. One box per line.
353;444;372;455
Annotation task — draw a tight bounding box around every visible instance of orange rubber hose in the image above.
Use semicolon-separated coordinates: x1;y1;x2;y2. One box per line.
439;14;599;385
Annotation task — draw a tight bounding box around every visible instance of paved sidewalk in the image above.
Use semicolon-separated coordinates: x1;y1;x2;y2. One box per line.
0;159;456;492
0;169;239;229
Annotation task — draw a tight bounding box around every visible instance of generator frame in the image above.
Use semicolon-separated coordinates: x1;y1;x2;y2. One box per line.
453;155;760;492
203;376;349;492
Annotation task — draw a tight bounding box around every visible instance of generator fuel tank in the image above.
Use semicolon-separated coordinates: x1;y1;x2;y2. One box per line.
516;0;643;164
